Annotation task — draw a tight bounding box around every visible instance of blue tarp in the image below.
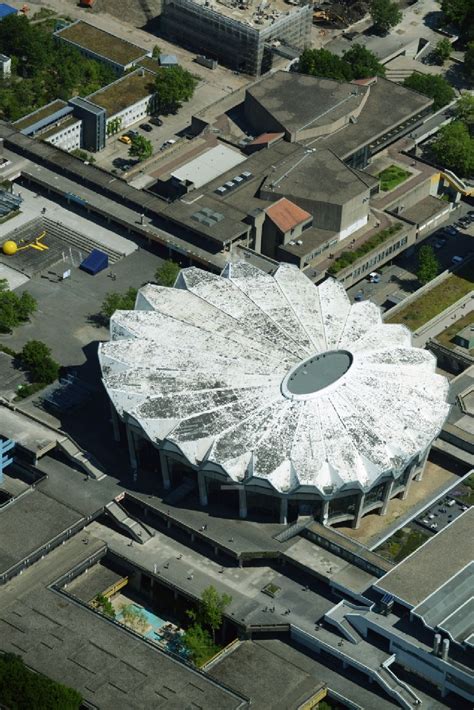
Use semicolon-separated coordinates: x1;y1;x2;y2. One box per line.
0;4;17;20
80;249;108;275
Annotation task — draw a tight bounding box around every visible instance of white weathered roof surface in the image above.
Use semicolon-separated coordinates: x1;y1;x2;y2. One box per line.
99;262;450;495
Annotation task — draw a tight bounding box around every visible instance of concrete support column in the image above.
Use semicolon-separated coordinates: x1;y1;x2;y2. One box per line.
352;492;366;529
239;488;247;519
198;470;208;507
415;450;429;482
322;499;329;525
380;480;394;516
401;468;416;500
159;450;171;490
126;424;138;474
110;402;120;442
279;497;288;525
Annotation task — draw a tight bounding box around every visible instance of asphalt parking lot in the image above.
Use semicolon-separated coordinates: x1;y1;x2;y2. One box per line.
412;495;470;536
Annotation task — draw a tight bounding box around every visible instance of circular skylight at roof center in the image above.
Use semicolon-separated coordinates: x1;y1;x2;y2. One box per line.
282;350;353;400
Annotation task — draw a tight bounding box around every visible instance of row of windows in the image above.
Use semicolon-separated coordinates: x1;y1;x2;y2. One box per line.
343;236;408;280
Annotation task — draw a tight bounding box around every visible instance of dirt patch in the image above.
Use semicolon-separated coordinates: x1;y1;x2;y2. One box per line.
335;460;458;547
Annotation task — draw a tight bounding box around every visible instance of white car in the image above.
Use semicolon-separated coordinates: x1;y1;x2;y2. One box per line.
0;158;11;170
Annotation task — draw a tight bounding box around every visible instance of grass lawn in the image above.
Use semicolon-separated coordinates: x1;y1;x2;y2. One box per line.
378;164;412;191
376;527;429;563
435;312;474;352
387;262;473;331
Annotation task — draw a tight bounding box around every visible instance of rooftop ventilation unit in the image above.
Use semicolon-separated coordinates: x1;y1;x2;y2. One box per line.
288;240;296;245
241;171;252;180
233;175;244;185
215;186;227;195
296;240;303;245
225;181;236;190
192;207;224;227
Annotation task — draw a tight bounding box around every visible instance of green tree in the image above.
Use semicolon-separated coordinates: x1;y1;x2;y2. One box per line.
101;288;138;319
182;623;218;666
416;245;439;285
154;65;197;112
94;594;116;618
155;260;181;287
434;38;452;65
20;340;60;384
370;0;402;34
0;288;36;333
454;93;474;133
342;44;386;78
0;653;82;710
188;585;232;642
298;48;352;81
152;45;161;59
129;134;153;161
441;0;474;40
120;604;148;633
403;73;455;110
465;42;474;84
431;121;474;177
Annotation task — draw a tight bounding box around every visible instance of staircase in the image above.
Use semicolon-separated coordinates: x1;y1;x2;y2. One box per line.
273;516;312;543
105;500;154;544
57;436;106;480
42;218;125;263
376;665;421;710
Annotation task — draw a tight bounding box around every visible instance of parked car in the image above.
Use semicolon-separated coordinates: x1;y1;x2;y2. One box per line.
443;225;458;237
118;135;132;145
368;272;381;283
125;130;139;138
451;255;464;264
140;123;153;132
433;238;446;249
150;116;163;126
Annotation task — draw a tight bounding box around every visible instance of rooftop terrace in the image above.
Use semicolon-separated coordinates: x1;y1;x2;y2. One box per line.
183;0;306;29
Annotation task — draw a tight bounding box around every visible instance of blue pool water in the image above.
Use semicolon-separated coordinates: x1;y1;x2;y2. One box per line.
117;603;189;658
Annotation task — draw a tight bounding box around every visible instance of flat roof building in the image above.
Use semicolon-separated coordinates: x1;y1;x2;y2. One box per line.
245;71;433;168
55;20;150;73
161;0;312;76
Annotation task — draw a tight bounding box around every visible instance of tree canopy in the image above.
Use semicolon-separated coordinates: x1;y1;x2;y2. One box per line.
20;340;59;384
465;42;474;84
0;285;36;334
403;73;455;111
154;66;197;113
454;93;474;131
0;14;115;121
101;288;138;319
370;0;402;34
0;653;82;710
187;585;232;643
298;45;385;81
155;260;181;287
441;0;474;41
129;135;153;161
431;121;474;177
416;245;439;285
433;38;452;65
182;623;218;667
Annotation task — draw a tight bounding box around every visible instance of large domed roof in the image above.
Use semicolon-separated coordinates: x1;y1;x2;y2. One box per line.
99;262;449;494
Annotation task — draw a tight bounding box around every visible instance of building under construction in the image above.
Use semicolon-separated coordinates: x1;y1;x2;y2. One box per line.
160;0;313;75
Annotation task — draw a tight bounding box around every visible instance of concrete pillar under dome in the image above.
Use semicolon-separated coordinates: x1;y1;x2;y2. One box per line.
110;402;120;442
353;493;366;529
126;424;138;473
401;468;416;500
380;480;394;516
198;470;208;507
239;488;247;519
415;450;429;482
322;500;329;525
279;497;288;525
159;450;171;490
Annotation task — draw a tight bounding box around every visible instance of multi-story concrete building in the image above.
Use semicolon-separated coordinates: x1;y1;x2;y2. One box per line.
161;0;312;75
86;69;157;135
13;100;82;153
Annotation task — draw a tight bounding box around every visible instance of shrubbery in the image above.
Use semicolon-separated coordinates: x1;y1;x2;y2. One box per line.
327;224;402;275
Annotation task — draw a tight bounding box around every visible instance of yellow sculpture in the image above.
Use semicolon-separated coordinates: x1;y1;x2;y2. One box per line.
2;231;48;256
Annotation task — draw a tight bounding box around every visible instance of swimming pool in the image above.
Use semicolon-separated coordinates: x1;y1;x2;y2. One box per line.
116;602;189;657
